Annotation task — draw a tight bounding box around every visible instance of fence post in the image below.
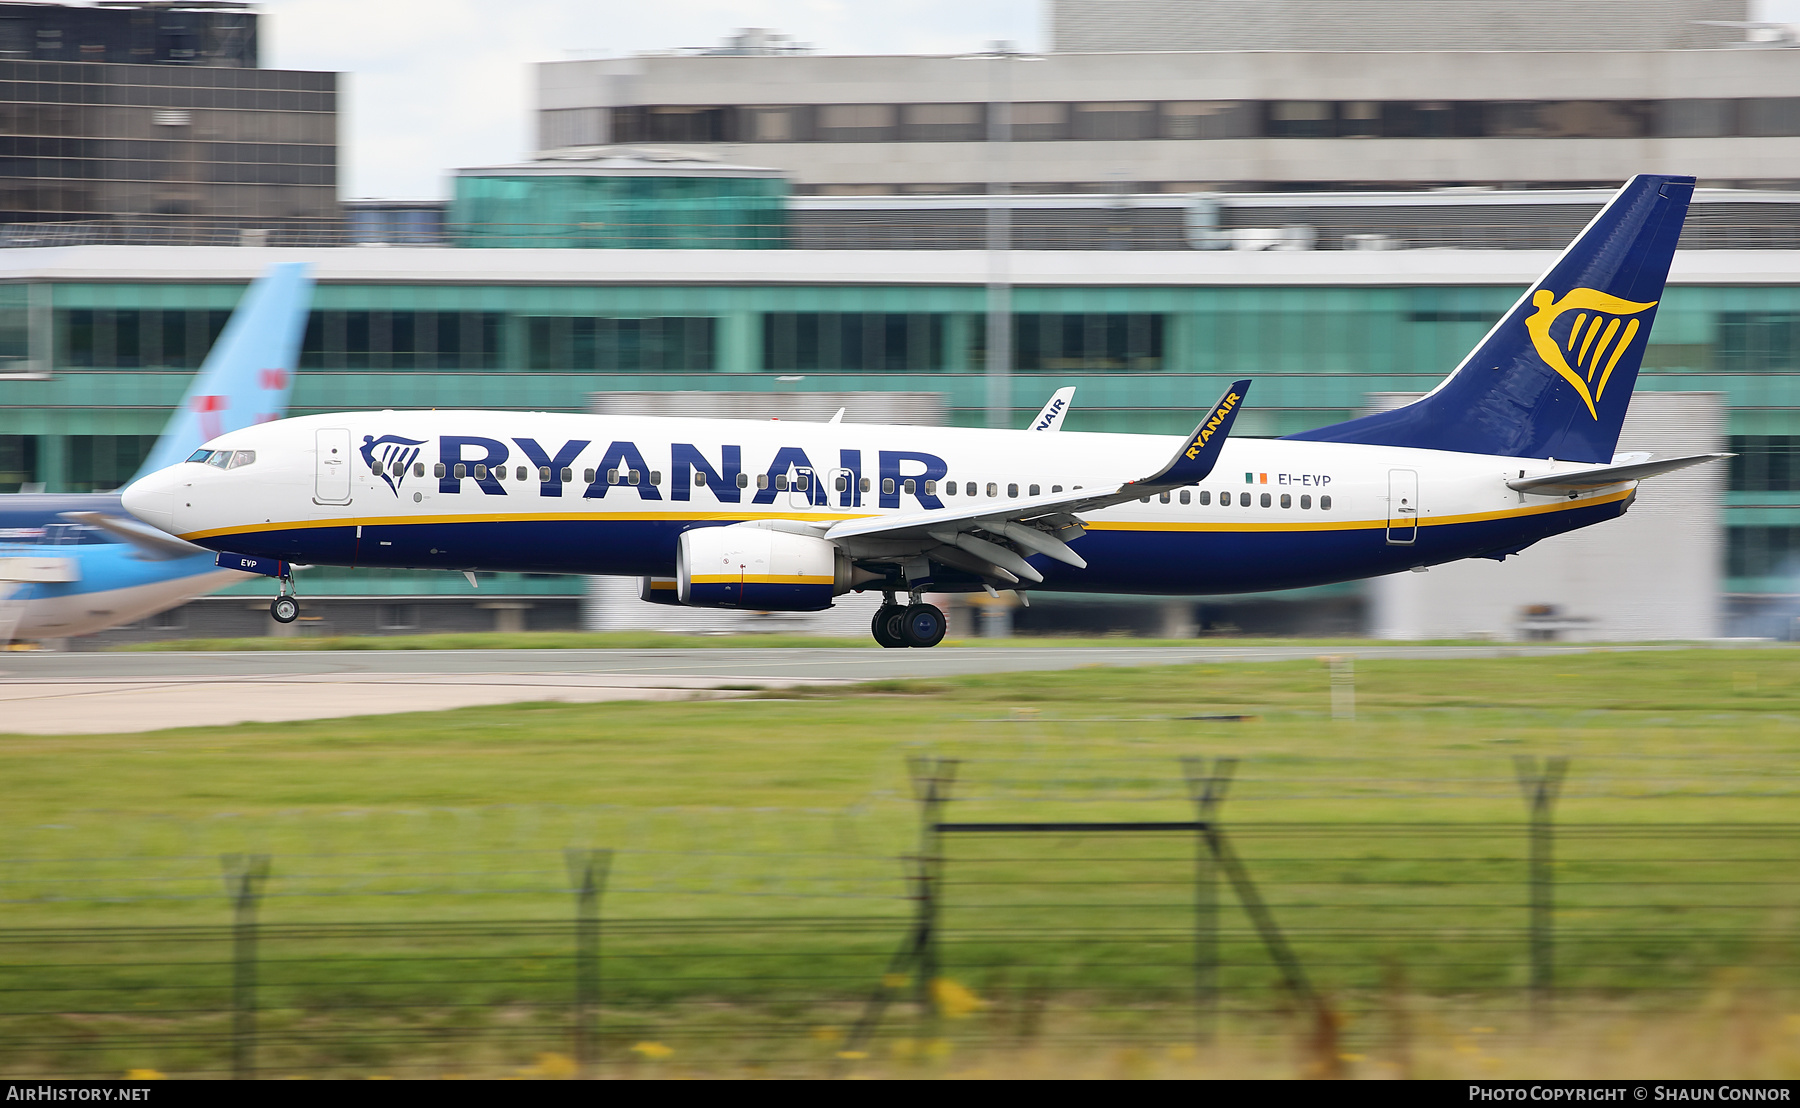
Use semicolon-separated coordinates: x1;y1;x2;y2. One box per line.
907;755;958;1032
565;848;614;1075
220;853;270;1081
1328;655;1356;721
1181;756;1236;1046
1514;756;1569;1027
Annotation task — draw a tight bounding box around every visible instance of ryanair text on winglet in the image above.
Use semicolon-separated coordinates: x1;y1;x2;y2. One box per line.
1185;391;1241;460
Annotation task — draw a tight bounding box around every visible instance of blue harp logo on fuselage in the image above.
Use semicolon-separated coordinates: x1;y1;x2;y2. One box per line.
361;434;427;497
1525;288;1658;420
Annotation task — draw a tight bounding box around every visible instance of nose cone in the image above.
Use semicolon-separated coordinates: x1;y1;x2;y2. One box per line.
121;468;180;535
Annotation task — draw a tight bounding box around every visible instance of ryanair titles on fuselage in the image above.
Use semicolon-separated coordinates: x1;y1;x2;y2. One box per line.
374;433;954;510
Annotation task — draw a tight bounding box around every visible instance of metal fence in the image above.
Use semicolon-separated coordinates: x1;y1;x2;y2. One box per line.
2;753;1798;1077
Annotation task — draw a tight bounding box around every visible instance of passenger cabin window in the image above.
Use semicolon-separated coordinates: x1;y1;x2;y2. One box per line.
538;466;551;482
966;482;977;496
454;464;467;479
628;469;641;486
1180;490;1191;504
437;463;448;478
1053;485;1063;493
415;463;427;478
861;477;871;493
561;467;572;483
1008;483;1019;497
1199;490;1210;505
924;479;937;495
834;474;847;492
474;464;488;480
1321;495;1333;510
736;472;750;489
943;480;955;496
1301;494;1312;509
985;482;997;497
883;478;896;495
1260;493;1271;507
583;468;595;483
1029;484;1041;496
756;474;768;489
695;470;709;487
774;474;789;491
1239;492;1251;506
902;479;915;494
1280;493;1291;508
1159;492;1170;503
608;468;621;485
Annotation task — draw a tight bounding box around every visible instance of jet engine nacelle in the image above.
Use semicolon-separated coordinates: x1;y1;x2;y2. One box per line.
639;577;683;606
676;525;851;611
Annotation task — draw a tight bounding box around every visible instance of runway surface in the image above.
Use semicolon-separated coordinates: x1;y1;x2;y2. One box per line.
0;641;1777;735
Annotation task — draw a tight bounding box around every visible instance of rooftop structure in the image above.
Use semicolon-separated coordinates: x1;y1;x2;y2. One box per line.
537;44;1800;194
0;1;257;68
1049;0;1749;53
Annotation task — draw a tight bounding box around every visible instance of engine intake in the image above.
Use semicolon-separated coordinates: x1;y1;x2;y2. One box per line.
677;525;851;611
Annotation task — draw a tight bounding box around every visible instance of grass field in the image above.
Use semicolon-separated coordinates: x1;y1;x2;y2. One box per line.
4;646;1800;1077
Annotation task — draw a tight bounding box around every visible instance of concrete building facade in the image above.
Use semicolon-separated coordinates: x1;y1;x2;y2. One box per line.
537;45;1800;194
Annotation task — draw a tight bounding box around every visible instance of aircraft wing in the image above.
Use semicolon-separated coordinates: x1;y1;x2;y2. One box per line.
60;511;211;561
823;381;1250;584
1026;387;1076;431
1505;452;1731;494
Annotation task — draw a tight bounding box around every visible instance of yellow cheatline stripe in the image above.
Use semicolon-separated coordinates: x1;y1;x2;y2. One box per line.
179;508;881;542
690;574;835;586
1086;487;1633;534
181;488;1633;545
646;580;677;591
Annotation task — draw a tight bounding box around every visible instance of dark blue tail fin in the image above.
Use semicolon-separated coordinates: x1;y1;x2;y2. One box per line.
1285;174;1694;463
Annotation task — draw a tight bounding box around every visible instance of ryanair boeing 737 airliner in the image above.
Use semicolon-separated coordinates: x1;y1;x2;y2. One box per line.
120;174;1725;648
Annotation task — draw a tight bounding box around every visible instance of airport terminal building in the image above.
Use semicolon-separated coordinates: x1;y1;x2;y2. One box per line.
1;186;1797;641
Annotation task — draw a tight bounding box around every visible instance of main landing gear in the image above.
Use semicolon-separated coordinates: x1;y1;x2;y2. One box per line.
269;568;299;624
871;595;947;649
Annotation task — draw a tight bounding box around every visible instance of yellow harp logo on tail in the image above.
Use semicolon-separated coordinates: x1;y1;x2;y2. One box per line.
1524;288;1658;420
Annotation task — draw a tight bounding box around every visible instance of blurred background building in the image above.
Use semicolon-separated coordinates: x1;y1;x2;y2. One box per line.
3;0;1798;643
0;1;337;229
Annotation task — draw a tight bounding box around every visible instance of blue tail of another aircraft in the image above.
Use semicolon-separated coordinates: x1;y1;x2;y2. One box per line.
1286;174;1695;464
131;263;313;481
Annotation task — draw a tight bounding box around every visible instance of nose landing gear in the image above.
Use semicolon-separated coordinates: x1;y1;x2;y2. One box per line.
269;568;299;624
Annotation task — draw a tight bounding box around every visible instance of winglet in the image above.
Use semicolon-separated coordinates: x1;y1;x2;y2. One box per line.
1027;387;1076;431
1135;380;1250;488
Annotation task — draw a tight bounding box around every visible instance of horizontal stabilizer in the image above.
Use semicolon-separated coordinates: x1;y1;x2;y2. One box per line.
1506;452;1730;493
61;511;208;561
1133;380;1250;489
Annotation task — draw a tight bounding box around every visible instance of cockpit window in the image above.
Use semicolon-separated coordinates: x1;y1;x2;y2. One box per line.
187;450;213;464
227;450;256;469
206;451;232;469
